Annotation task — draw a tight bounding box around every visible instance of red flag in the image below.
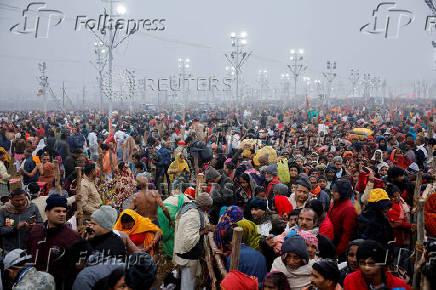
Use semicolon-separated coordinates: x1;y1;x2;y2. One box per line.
306;95;309;107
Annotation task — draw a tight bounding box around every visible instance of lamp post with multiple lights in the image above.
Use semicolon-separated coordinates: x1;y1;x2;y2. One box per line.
225;31;251;102
178;58;191;102
225;66;235;101
303;77;311;98
322;60;337;103
349;69;360;105
90;0;135;116
287;49;307;103
362;73;371;101
258;70;269;100
280;73;291;100
91;41;107;111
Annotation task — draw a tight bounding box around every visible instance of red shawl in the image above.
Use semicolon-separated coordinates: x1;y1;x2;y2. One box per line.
425;192;436;237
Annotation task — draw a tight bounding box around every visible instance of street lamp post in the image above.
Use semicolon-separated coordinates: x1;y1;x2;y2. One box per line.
362;73;371;101
91;41;107;111
349;69;360;106
322;60;337;104
125;69;136;114
38;62;48;113
288;49;307;103
225;31;251;103
313;80;322;98
178;58;191;103
225;66;235;101
303;77;311;98
90;1;134;119
258;70;269;100
280;73;290;101
371;76;381;103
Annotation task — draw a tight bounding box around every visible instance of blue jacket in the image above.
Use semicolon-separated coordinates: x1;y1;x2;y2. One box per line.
226;244;268;284
157;147;171;168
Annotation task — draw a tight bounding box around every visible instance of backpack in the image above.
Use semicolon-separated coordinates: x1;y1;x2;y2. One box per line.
191;140;212;163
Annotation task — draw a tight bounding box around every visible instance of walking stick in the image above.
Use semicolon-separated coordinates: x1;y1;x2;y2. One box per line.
412;198;425;289
53;160;61;194
413;171;423;213
411;170;423;289
109;145;115;179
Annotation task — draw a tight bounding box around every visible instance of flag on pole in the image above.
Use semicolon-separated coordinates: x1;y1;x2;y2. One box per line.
306;95;309;107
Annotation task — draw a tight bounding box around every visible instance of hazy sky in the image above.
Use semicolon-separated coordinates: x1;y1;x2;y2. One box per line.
0;0;433;105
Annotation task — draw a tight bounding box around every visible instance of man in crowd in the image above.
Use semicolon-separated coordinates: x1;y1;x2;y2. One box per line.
307;259;342;290
0;188;42;253
27;194;81;289
87;205;126;259
3;248;55;290
173;192;213;290
344;240;410;289
79;162;102;220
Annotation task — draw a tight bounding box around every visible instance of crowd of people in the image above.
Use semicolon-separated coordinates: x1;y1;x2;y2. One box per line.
0;100;435;290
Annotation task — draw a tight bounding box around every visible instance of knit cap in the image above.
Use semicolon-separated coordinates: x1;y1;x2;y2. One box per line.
91;206;119;231
281;235;309;265
298;230;318;249
312;259;340;282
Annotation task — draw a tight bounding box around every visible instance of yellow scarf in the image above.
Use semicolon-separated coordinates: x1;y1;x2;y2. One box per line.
168;153;190;182
113;209;162;255
0;147;11;163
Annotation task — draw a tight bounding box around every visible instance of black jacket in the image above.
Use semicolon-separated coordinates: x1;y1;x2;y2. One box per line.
89;232;126;259
209;175;234;224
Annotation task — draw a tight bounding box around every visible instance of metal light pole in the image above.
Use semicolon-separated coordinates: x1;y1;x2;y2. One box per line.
371;76;381;101
313;79;322;98
303;77;311;98
125;69;136;114
258;70;269;100
280;73;290;101
38;62;48;113
225;31;251;103
288;49;307;103
362;73;371;101
349;69;360;105
225;66;235;101
91;41;107;111
90;1;134;118
178;58;191;103
322;60;337;104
